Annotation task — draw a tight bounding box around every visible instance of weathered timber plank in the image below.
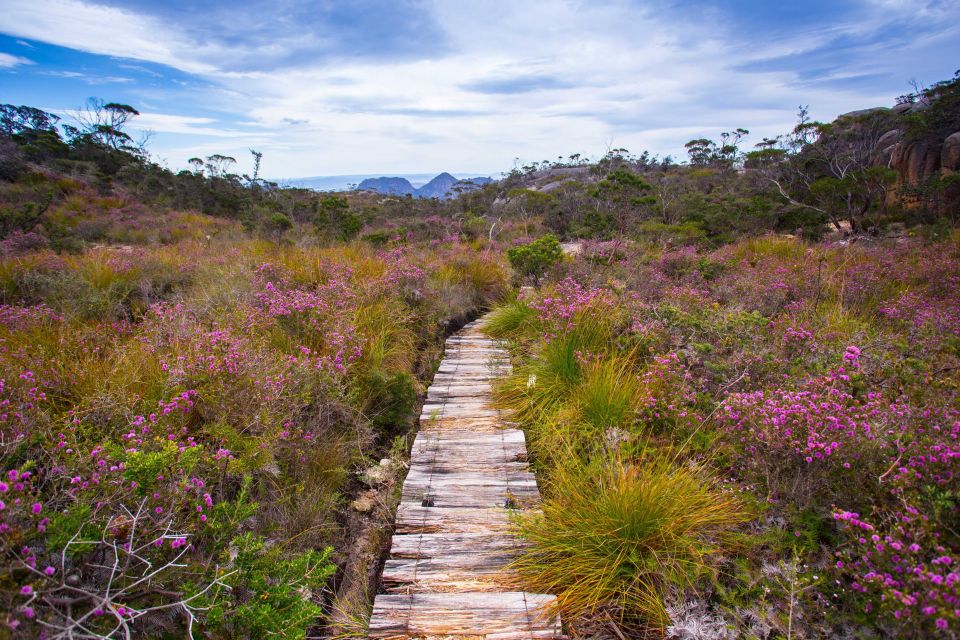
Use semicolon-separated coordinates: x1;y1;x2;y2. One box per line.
427;384;494;396
389;533;524;558
368;592;560;638
409;433;527;453
437;362;511;369
409;460;530;475
426;384;494;393
382;535;527;592
399;491;539;510
420;403;496;412
408;445;527;466
394;505;516;534
419;406;500;419
407;448;527;468
430;373;502;382
403;469;538;485
417;417;505;432
411;429;527;445
381;560;516;593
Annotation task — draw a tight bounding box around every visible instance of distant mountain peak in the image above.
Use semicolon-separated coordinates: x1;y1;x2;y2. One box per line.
356;173;493;199
356;176;416;196
416;173;460;199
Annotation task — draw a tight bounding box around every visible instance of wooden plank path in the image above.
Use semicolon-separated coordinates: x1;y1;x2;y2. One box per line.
368;318;563;639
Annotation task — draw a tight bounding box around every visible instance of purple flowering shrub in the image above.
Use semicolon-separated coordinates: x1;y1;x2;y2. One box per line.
634;352;702;434
719;346;958;504
834;508;958;635
528;276;617;341
0;238;508;636
493;233;960;638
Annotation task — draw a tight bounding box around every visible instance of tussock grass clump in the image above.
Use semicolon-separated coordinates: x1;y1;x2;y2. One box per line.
728;234;808;263
512;452;744;631
354;299;416;372
495;320;615;427
484;298;538;341
573;355;643;433
527;354;647;461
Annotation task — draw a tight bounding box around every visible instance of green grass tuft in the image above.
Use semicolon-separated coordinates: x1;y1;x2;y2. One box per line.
484;299;538;341
512;451;745;631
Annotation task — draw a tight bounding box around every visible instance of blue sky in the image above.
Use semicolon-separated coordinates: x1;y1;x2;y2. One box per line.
1;0;958;178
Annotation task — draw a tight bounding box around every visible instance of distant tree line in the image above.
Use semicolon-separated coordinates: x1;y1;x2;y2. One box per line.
0;98;379;243
2;72;958;252
496;71;959;244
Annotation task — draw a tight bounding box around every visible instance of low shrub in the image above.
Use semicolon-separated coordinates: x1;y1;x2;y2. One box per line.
507;234;563;282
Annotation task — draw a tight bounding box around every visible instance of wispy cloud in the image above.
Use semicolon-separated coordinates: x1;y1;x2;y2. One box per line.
130;113;259;139
0;0;217;73
42;70;133;84
1;0;957;177
0;51;32;68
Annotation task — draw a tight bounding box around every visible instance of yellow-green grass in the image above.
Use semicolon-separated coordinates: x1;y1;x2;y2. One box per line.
484;298;539;341
511;451;745;631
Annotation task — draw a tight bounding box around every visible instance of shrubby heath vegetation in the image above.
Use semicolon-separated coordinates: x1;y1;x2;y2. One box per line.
0;70;958;639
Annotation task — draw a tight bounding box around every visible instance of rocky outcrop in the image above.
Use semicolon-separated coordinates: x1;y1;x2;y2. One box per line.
942;132;960;173
875;128;903;166
838;106;891;120
873;97;956;185
891;140;942;184
862;90;959;212
512;166;596;194
530;166;592;181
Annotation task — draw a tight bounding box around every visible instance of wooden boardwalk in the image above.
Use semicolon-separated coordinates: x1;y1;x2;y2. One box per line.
368;318;563;639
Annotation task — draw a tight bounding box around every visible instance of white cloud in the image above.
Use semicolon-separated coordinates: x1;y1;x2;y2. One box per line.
218;0;888;175
0;0;218;74
131;113;260;138
3;0;957;177
42;70;134;84
0;52;33;68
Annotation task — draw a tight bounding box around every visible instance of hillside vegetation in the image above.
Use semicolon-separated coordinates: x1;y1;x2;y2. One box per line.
0;73;958;639
488;234;959;638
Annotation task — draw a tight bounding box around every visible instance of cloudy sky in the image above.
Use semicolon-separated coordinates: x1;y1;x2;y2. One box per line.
1;0;958;179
